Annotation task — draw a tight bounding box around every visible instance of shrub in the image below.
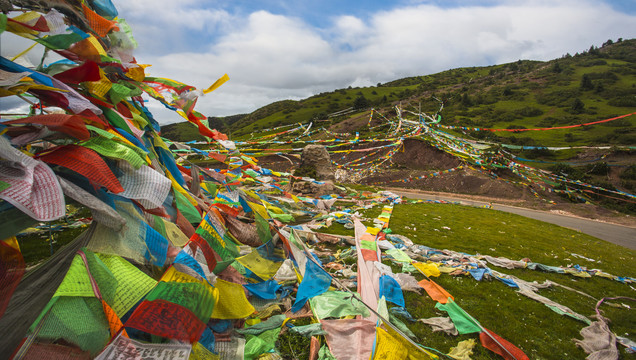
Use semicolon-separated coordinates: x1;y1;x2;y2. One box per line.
620;165;636;180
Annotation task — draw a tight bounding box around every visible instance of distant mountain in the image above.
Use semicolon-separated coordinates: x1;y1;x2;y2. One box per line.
161;38;636;146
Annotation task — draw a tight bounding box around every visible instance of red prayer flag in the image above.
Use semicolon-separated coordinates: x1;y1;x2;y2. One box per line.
125;299;205;343
480;328;529;360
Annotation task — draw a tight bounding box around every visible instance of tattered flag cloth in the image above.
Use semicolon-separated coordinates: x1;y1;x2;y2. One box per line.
0;136;65;221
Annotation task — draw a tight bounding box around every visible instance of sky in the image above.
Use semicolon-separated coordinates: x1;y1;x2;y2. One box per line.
2;0;636;124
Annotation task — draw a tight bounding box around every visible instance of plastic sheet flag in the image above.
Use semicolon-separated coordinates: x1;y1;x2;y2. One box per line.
236;248;281;281
0;237;25;318
125;299;206;343
480;328;529;360
309;291;370;319
211;278;255;319
320;319;376;360
413;262;441;277
435;300;482;335
244;280;281;300
291;257;332;313
418;279;454;304
95;332;192;360
379;275;405;307
373;326;436;360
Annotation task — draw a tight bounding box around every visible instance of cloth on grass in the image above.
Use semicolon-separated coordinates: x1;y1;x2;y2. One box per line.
379;275;405;307
468;268;489;281
389;307;416;322
418;316;459;336
574;317;619;360
482;255;526;270
448;338;477;360
435;300;482;335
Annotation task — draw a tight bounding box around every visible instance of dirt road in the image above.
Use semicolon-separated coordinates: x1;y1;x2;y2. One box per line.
390;189;636;250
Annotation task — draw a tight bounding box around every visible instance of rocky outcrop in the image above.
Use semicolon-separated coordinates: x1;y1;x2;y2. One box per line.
299;145;335;181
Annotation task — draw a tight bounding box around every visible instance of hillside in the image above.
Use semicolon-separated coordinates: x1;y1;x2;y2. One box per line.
162;38;636;146
161;39;636;216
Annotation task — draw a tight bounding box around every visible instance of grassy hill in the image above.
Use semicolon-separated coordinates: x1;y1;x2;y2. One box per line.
162;38;636;146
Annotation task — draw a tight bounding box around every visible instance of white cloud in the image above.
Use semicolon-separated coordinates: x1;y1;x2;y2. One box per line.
3;1;635;124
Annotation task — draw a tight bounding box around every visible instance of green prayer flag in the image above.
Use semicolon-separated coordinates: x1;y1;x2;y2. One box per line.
435;300;482;334
243;328;281;360
174;190;202;224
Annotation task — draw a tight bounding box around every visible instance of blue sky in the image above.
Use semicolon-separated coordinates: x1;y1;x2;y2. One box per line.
2;0;635;123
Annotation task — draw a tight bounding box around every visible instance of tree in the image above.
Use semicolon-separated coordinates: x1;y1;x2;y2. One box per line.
353;95;369;110
570;98;585;114
580;74;594;90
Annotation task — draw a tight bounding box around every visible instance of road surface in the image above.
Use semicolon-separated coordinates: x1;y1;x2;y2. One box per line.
391;190;636;250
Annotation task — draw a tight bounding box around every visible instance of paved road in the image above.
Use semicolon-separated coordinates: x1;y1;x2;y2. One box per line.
391;190;636;250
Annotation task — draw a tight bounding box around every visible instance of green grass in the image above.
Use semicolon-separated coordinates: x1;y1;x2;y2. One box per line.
319;201;636;359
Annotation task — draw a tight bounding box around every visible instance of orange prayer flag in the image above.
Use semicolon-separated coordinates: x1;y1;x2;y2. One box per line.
102;299;128;338
480;328;529;360
418;279;454;304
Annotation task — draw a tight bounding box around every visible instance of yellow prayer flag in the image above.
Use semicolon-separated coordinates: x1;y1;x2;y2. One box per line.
211;279;255;319
413;262;441;278
202;74;230;94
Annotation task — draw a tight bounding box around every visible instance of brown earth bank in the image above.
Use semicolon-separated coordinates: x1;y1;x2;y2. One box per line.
253;138;636;227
